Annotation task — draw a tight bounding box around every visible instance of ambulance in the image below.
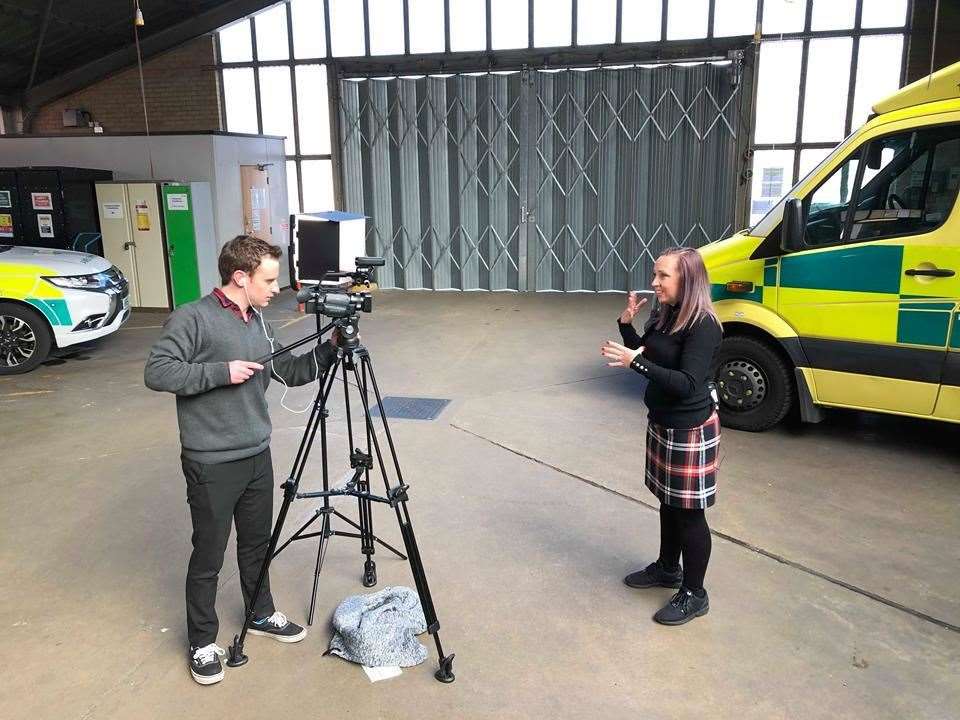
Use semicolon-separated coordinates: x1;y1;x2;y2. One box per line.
703;61;960;431
0;245;129;374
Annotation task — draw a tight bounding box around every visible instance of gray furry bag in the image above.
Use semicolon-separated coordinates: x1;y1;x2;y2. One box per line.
326;586;428;667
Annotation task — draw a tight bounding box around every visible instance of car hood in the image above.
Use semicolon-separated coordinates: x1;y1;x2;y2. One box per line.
0;245;113;275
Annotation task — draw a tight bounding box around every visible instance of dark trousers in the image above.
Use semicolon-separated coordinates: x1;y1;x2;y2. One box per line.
182;448;276;647
658;503;712;592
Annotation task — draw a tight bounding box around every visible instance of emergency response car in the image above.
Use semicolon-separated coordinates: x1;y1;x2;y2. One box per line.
704;61;960;431
0;245;129;374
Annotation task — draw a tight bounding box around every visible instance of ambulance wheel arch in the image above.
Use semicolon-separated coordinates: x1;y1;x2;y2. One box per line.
0;300;54;375
714;323;798;432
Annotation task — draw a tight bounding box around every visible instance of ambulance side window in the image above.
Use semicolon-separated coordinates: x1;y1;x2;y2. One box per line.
849;124;960;242
801;150;861;247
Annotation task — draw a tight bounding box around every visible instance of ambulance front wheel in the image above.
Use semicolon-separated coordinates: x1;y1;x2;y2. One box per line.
0;302;53;375
713;335;793;432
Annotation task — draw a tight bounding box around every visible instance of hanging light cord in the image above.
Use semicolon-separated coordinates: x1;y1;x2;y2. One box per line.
133;0;156;179
928;0;940;89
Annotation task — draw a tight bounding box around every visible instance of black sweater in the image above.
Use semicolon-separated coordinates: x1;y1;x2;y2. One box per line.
618;304;722;429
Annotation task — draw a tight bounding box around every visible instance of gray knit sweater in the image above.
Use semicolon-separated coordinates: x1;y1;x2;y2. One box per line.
144;294;336;464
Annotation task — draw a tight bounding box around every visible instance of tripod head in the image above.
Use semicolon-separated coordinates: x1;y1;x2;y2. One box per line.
294;256;385;351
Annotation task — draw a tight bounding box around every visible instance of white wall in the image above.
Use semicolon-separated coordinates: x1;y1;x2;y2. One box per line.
0;133;292;284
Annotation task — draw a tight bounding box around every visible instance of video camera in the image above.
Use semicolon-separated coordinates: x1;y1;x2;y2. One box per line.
295;256;385;320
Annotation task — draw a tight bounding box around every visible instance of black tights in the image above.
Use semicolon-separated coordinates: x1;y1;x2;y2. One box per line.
658;504;712;592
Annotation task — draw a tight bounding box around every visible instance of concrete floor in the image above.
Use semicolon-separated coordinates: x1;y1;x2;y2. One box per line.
1;290;958;720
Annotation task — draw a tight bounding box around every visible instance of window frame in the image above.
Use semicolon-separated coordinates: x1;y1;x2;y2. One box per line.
215;0;913;227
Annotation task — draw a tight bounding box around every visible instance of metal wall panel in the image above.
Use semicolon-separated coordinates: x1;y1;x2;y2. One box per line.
528;64;742;291
339;62;741;291
339;73;523;289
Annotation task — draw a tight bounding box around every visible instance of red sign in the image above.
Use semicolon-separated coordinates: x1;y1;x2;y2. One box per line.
31;192;53;210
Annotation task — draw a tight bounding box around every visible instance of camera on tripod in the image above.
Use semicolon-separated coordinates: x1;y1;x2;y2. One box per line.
295;256;384;319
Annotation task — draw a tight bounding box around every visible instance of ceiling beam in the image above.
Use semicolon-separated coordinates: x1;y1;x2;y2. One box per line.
26;0;56;90
332;37;752;78
22;0;280;110
0;1;108;36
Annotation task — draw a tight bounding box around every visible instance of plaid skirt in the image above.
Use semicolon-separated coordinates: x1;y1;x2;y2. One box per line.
645;412;720;509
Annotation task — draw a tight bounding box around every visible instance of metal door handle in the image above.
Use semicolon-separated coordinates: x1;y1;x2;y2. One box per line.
124;241;136;250
905;267;955;278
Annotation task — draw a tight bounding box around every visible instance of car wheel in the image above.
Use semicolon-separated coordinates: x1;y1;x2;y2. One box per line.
0;302;53;375
713;335;793;432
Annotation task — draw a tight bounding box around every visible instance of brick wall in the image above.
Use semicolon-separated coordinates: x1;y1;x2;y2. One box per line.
30;36;222;134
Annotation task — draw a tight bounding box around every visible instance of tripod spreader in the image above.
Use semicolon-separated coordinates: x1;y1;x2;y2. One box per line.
296;486;394;505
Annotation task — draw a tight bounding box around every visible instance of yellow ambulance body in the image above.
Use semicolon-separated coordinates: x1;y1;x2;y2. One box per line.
702;61;960;431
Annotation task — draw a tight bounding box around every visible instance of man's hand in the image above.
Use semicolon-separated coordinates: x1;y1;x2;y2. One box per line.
619;291;648;324
601;340;644;369
228;360;264;384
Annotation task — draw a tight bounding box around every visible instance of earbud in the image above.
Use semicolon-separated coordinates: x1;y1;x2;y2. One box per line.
238;279;246;287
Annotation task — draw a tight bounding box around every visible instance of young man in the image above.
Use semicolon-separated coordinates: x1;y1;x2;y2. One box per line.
145;235;338;685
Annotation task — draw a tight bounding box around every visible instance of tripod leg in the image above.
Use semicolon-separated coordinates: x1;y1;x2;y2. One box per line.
352;355;456;683
308;511;332;626
345;357;377;586
227;359;341;668
227;479;296;667
358;359;377;586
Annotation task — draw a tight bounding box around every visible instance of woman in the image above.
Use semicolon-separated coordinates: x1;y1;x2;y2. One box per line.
600;247;722;626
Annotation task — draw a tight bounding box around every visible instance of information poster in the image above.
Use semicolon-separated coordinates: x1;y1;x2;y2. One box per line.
37;213;54;238
32;192;53;210
166;193;189;211
0;213;13;238
0;190;11;208
102;202;124;219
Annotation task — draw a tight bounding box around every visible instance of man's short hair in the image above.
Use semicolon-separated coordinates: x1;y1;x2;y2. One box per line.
218;235;282;285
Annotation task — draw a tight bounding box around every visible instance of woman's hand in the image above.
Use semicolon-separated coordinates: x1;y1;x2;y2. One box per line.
601;340;644;369
619;291;648;324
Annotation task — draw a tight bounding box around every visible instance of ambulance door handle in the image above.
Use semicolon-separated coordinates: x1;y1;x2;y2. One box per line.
905;268;955;278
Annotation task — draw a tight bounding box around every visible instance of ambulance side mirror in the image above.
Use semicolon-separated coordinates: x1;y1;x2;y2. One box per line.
866;143;884;170
780;198;805;253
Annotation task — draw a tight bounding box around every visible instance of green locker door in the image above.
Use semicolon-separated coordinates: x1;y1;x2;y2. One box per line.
161;184;201;307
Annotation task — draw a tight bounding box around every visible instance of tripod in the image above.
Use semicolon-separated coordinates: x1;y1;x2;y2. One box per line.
226;309;456;683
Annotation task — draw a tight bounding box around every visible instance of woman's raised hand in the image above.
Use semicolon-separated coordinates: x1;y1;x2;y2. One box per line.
619;291;648;324
601;340;643;369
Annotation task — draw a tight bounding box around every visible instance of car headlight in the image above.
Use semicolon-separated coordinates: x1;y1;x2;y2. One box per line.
43;273;109;290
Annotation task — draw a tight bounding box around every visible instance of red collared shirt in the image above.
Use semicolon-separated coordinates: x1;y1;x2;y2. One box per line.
212;287;250;323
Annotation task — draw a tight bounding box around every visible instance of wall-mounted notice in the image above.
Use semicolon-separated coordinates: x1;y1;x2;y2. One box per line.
166;193;189;211
0;190;11;208
135;201;151;231
102;202;124;219
32;192;53;210
0;213;13;238
37;213;54;238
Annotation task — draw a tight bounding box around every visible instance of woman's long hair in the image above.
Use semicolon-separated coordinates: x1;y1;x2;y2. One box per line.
655;247;721;334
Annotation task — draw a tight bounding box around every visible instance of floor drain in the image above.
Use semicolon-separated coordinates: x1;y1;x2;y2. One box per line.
369;396;451;420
